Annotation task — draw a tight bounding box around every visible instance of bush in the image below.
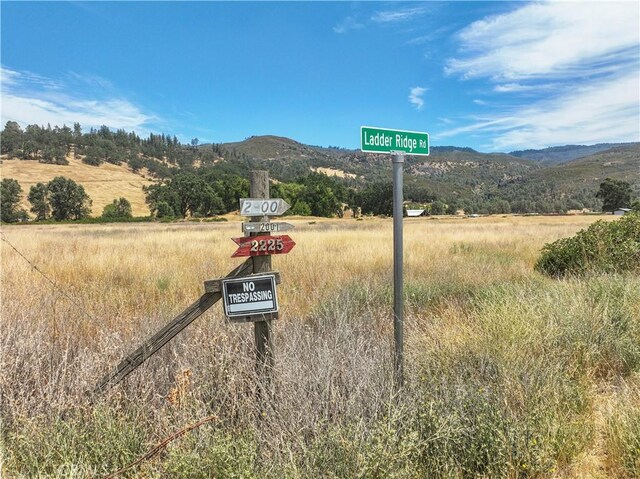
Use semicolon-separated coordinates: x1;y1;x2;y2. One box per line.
6;406;147;478
535;213;640;277
101;197;133;219
155;200;174;218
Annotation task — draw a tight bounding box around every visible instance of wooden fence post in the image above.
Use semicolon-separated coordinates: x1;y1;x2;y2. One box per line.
249;171;274;379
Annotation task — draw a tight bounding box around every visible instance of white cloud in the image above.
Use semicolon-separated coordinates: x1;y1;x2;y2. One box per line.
371;6;428;24
409;87;426;110
1;67;21;87
0;67;155;132
446;2;639;80
438;71;640;150
435;118;516;140
1;67;63;90
335;5;430;34
440;1;640;149
491;72;639;150
493;83;559;93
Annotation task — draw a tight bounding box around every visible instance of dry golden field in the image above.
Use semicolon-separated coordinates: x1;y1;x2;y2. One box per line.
0;156;155;217
1;215;638;478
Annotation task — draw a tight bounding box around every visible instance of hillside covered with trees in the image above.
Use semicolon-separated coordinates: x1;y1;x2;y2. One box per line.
1;121;638;222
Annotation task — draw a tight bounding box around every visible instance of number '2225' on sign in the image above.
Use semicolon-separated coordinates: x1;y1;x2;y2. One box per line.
231;235;296;257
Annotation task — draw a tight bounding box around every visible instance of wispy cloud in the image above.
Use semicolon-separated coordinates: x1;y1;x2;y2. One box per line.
333;15;364;34
442;1;639;149
493;82;559;93
438;71;639;150
371;6;428;24
446;2;638;81
408;87;426;110
0;66;155;132
334;4;429;34
435;118;516;140
490;72;639;150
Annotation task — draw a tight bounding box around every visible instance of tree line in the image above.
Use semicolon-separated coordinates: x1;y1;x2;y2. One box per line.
4;171;635;224
0;171;433;222
1;177;92;222
2;121;637;220
0;120;249;178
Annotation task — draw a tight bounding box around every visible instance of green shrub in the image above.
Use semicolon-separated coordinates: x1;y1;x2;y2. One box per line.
101;197;133;219
155;200;175;218
5;406;148;478
161;428;258;479
535;213;640;277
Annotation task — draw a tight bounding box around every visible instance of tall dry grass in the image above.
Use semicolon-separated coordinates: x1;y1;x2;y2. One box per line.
1;215;637;478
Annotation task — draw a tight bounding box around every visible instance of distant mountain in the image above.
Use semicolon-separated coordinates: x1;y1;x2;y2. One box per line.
212;137;541;187
430;146;478;154
221;135;330;161
212;135;639;200
509;143;638;164
527;144;640;193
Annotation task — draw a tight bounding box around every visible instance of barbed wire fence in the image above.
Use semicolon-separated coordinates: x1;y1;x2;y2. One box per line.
0;230;99;325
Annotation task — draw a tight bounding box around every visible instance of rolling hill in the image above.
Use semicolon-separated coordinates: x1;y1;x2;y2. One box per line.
0;155;155;217
2;126;638;218
528;144;640;194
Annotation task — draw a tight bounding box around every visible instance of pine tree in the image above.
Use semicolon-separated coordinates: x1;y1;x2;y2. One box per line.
1;121;24;155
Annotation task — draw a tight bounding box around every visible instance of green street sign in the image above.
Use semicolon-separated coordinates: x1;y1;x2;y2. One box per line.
361;126;429;156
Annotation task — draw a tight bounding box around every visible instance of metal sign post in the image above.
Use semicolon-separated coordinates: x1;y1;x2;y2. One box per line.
360;126;429;391
392;151;405;388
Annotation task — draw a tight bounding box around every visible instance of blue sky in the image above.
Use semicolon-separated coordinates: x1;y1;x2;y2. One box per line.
1;1;638;152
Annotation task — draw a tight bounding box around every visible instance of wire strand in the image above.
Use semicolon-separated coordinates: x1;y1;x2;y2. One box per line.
100;414;219;479
0;230;99;324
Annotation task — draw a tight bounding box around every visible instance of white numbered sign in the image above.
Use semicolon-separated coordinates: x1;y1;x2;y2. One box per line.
239;198;291;217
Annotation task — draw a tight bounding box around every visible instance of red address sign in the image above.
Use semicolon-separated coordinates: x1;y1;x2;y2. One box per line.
231;234;296;257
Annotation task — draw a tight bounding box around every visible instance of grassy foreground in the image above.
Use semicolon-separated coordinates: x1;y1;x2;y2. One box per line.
1;215;638;478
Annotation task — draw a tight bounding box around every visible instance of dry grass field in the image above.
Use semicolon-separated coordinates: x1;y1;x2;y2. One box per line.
1;215;638;478
0;156;155;217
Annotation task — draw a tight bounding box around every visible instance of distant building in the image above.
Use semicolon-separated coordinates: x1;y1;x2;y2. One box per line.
613;208;632;216
406;209;425;217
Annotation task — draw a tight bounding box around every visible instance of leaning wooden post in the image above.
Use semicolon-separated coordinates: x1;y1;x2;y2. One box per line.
249;170;274;377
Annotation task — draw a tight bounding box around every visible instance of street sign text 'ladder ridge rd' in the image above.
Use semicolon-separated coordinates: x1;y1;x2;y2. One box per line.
361;126;429;156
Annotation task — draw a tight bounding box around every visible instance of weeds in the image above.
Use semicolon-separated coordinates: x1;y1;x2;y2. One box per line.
603;377;640;478
1;217;638;478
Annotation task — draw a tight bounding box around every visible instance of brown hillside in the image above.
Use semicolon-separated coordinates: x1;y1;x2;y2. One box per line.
0;156;155;217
